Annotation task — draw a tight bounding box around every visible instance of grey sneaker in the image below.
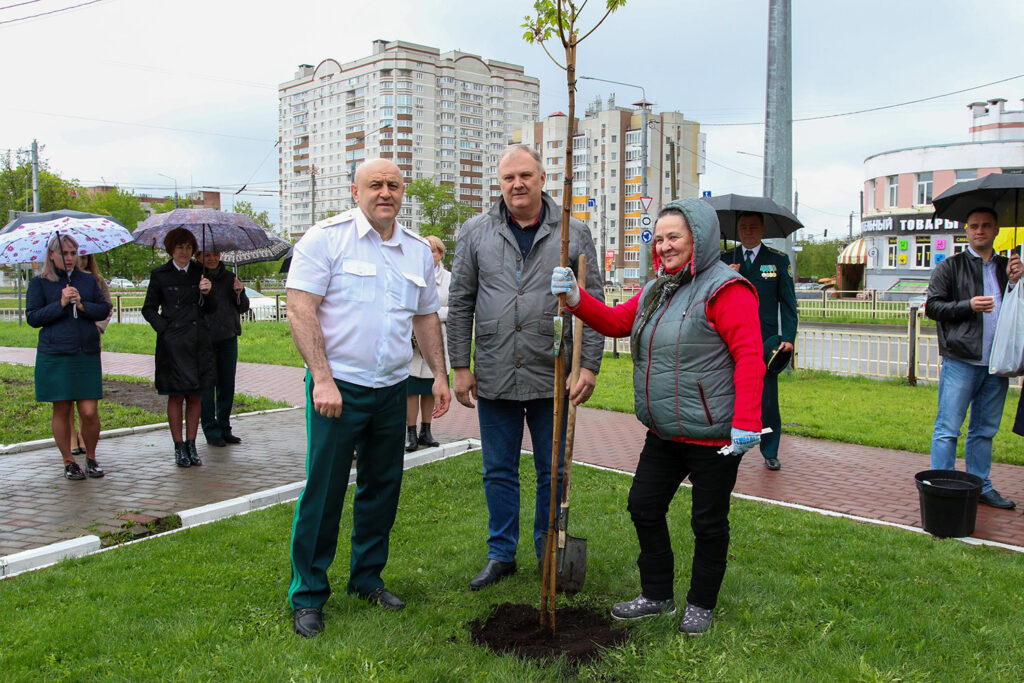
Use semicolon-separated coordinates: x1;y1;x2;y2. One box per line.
610;594;676;621
679;603;714;635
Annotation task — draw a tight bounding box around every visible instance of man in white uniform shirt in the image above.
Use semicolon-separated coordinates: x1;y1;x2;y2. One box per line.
286;159;450;638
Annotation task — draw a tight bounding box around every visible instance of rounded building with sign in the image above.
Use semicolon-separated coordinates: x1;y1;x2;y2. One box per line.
859;97;1024;298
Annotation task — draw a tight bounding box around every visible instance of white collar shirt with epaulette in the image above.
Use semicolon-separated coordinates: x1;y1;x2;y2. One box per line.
286;208;439;388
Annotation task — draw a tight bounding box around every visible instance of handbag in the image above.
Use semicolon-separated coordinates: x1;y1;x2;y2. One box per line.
989;282;1024;377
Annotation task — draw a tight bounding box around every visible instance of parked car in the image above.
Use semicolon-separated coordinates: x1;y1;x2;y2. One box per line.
137;279;150;289
108;277;134;289
242;287;286;321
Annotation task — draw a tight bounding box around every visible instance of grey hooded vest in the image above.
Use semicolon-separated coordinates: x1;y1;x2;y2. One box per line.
631;262;745;440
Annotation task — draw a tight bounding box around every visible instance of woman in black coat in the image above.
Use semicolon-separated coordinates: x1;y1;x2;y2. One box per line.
26;234;111;480
141;227;216;468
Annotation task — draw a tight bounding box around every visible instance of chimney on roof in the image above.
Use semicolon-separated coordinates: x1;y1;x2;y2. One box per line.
373;39;390;55
296;64;314;79
967;101;989;118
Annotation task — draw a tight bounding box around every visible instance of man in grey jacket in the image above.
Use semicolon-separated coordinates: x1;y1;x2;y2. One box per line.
448;144;604;590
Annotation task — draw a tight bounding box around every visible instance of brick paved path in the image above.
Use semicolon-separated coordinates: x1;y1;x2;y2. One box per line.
2;347;1022;556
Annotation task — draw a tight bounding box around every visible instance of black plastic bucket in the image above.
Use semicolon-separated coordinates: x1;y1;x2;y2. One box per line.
915;469;984;538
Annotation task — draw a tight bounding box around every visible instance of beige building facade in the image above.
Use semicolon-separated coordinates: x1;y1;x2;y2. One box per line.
278;39;540;238
516;98;704;284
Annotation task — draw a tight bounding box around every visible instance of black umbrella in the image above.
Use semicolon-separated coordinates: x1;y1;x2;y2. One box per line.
279;246;293;274
703;194;803;241
932;172;1024;227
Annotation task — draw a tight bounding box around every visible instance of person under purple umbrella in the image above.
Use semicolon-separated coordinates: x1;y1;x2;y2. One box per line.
141;227;217;468
26;235;112;480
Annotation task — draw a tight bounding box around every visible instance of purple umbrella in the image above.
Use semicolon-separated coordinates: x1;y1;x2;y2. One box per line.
132;208;272;253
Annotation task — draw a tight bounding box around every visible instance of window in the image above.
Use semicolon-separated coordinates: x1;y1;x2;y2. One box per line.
887;238;897;267
915;172;933;205
956;169;977;183
887;176;899;207
953;235;968;254
866;179;875;212
915;237;931;268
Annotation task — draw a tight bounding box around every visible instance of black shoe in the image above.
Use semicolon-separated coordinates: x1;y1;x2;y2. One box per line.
186;439;202;467
206;437;227;447
405;426;418;452
222;434;242;444
84;458;105;478
979;489;1016;509
469;559;517;591
361;587;406;610
764;457;781;471
293;607;324;638
71;447;85;456
418;423;440;448
64;461;85;480
174;442;191;468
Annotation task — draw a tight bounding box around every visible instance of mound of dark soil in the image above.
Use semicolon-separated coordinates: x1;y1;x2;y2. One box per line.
102;378;260;415
469;602;628;666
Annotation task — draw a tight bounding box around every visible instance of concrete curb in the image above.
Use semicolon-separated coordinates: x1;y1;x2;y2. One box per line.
0;407;300;455
1;535;101;578
1;438;479;579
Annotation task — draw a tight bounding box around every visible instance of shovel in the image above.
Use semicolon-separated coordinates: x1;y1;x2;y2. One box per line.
541;254;588;594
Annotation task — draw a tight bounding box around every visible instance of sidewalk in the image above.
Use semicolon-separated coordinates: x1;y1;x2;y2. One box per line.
2;347;1022;557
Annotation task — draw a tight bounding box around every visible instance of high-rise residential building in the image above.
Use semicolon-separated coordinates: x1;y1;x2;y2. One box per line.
515;96;704;284
278;39;540;238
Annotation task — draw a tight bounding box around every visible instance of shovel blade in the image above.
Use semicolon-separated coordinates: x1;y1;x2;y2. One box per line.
541;532;587;594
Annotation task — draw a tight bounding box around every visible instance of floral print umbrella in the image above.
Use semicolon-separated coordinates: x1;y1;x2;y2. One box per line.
132;208;271;253
0;214;132;265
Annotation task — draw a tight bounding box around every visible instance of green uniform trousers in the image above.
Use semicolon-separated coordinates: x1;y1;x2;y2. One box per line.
288;372;406;610
760;371;781;460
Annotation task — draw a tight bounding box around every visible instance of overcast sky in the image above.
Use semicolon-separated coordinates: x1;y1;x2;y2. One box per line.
2;0;1022;239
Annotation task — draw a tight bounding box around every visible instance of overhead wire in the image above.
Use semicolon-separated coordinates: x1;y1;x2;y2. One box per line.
0;0;111;26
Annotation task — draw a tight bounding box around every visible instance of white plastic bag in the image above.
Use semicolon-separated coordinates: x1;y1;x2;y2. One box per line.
989;282;1024;376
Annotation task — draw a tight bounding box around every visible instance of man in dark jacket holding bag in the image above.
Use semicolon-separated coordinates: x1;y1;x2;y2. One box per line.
198;251;250;447
926;207;1020;509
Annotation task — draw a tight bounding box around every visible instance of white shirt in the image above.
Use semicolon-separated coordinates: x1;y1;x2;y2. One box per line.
286;208;439;388
743;244;762;262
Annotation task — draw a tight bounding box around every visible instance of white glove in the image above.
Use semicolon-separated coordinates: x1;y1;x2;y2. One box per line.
726;427;761;456
550;266;580;307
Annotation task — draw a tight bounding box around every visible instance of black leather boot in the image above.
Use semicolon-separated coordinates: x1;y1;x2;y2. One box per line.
186;439;202;466
174;441;191;468
405;426;418;452
418;422;439;447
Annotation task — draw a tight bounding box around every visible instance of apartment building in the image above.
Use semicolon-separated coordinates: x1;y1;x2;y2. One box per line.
278;39;540;238
516;96;704;284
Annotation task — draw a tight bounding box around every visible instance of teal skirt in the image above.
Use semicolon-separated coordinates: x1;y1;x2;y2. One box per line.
34;352;102;402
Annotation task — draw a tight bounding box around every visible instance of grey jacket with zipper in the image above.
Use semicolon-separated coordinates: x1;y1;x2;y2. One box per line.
448;192;604;401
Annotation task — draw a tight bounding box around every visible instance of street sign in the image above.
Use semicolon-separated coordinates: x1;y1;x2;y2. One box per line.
639;196;653;213
587;197;596;208
641;229;653;244
640;215;652;228
702;190;712;198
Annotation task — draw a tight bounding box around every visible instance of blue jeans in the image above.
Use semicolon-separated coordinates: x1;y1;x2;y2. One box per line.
477;396;567;562
930;356;1008;493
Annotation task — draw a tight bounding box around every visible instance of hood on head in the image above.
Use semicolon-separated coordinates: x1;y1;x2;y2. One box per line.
654;198;722;276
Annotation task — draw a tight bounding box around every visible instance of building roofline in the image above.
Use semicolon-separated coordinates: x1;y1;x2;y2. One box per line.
863;138;1024;163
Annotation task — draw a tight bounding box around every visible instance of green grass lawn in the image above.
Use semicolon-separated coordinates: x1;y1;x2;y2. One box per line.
0;452;1020;680
0;320;305;367
0;363;288;445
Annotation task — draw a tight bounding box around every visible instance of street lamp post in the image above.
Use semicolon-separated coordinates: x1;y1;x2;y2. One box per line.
579;75;652;285
157;173;179;208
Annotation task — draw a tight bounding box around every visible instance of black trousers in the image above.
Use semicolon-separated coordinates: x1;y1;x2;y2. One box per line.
201;336;238;440
628;432;742;610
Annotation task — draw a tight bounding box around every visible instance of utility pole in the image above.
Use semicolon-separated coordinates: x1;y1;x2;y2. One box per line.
668;139;678;200
848;211;853;239
638;100;650;286
31;139;40;212
763;0;793;261
310;164;319;227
